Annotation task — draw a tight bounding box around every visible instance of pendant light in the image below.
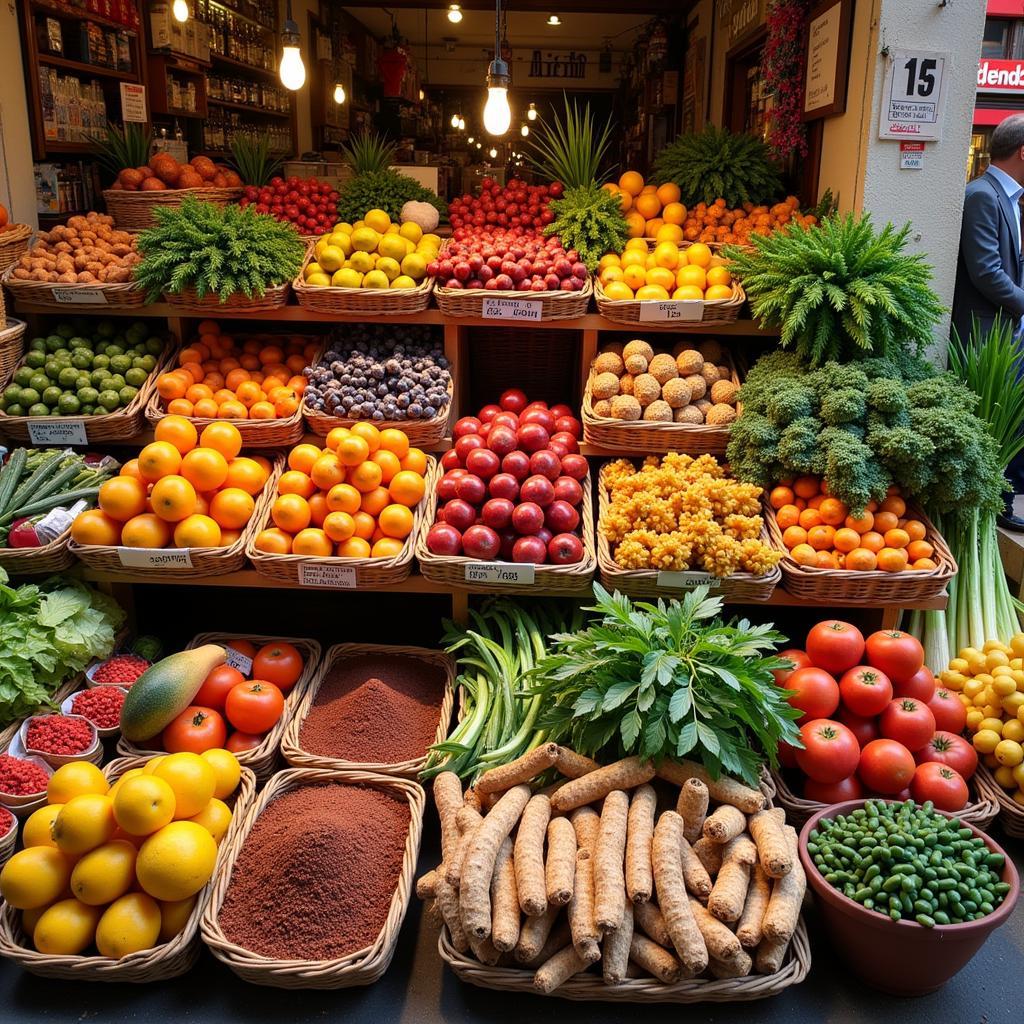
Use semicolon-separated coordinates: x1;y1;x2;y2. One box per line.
334;82;346;104
450;113;460;128
458;117;465;130
527;102;537;121
447;4;463;23
172;0;189;22
483;0;511;135
489;147;498;158
520;124;529;137
546;15;561;26
279;0;306;91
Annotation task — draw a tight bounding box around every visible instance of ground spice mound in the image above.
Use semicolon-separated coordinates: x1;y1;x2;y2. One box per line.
218;783;410;960
298;653;446;763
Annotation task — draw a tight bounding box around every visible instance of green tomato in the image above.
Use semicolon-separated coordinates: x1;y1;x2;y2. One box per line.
57;393;81;415
92;354;110;369
77;386;99;405
44;335;63;352
24;350;46;369
29;373;50;392
28;337;47;352
18;388;40;406
27;403;50;417
139;355;157;373
98;389;121;411
41;386;63;407
13;366;34;388
145;337;164;356
125;367;148;387
5;403;24;417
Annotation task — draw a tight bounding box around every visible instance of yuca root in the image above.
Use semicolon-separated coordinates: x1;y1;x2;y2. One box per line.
633;899;672;948
677;777;709;844
708;949;753;979
651;811;709;974
689;897;743;963
447;805;483;887
755;932;791;975
463;786;484;812
679;835;713;898
515;794;551;916
749;807;793;879
416;869;437;900
625;784;656;904
702;803;747;844
707;834;757;923
515;903;561;963
602;902;634;985
533;941;597;994
550;756;655;813
477;742;560;794
568;848;600;961
555;747;603;779
628;933;683;984
693;836;724;877
545;816;578;906
761;827;805;944
436;874;469;953
593;789;629;932
434;772;463;864
468;931;502;965
736;862;772;949
491;836;521;952
657;759;765;813
570;806;601;854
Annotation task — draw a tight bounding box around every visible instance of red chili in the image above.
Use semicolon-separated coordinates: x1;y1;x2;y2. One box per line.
0;754;49;795
25;715;94;755
71;686;126;730
93;654;149;686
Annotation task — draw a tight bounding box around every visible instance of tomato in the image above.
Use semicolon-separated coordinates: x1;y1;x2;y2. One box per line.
803;774;864;803
772;649;812;686
162;705;227;754
915;730;978;780
879;698;936;752
837;706;880;748
228;639;258;659
193;665;246;710
805;620;865;675
892;664;936;703
225;731;264;753
784;667;840;721
225;680;285;734
858;738;916;794
927;687;967;734
252;643;304;692
910;762;969;812
838;665;893;717
794;719;860;783
864;629;924;685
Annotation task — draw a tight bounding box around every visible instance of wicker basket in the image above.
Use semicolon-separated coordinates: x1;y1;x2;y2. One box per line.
973;763;1024;838
0;318;27;387
200;766;425;988
162;279;292;314
435;279;592;321
247;455;434;589
2;266;147;312
103;187;244;231
0;528;76;577
0;814;16;869
595;279;745;326
292;248;434;315
280;642;455;776
414;459;597;594
0;224;33;275
70;453;281;578
764;500;956;604
0;754;255;982
116;632;321;781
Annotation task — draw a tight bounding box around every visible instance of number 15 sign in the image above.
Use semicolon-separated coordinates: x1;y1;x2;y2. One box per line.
878;50;950;141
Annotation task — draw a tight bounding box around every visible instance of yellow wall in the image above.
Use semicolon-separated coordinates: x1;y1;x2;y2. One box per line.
0;0;40;226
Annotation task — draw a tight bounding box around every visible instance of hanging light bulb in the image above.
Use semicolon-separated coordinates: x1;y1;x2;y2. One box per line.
546;15;561;26
520;124;529;137
279;1;305;91
458;117;465;130
489;147;498;158
450;113;460;128
447;4;463;23
419;88;425;100
482;0;511;135
334;82;346;104
468;136;474;144
527;102;537;121
172;0;189;22
476;142;482;149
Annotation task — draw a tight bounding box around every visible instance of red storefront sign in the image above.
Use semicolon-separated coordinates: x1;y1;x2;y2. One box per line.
978;59;1024;93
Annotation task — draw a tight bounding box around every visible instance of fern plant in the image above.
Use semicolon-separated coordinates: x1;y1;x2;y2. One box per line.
724;214;944;366
653;125;783;208
341;130;397;175
229;134;284;186
134;198;306;303
546;186;628;270
87;122;151;177
528;96;615;188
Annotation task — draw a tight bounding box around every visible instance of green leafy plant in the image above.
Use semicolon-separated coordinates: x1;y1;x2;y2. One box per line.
87;121;151;177
546;186;628;270
335;170;446;223
724;214;944;366
229;134;284;186
652;125;783;208
134;197;306;303
528;96;615;189
341;130;398;175
528;584;800;786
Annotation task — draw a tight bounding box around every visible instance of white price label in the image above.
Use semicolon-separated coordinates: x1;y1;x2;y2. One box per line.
464;562;536;585
638;300;705;323
224;646;253;675
656;571;722;590
297;562;357;588
899;142;925;169
27;419;88;445
879;49;950;141
117;547;194;569
50;287;109;305
482;297;543;321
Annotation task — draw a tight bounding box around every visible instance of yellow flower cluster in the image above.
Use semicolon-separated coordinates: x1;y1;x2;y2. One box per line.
600;453;781;577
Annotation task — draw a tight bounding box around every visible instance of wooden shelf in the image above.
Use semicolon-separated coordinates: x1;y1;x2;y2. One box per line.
38;140;95;154
37;53;138;81
210;52;278;80
208;97;290;119
31;0;138;35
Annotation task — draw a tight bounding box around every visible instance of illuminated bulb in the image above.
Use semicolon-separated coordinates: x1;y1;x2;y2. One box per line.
520;124;529;137
451;113;460;128
447;4;463;23
279;9;305;91
419;88;425;100
547;15;561;26
468;136;474;143
489;147;497;158
172;0;189;22
476;142;481;149
483;86;511;135
334;82;346;104
527;102;537;121
458;117;465;130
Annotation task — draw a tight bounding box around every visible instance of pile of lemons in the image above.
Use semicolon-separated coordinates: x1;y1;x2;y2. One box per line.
597;239;735;303
0;750;241;958
304;208;442;290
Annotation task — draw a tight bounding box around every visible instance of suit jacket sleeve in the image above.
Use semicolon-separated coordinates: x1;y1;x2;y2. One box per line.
961;187;1024;318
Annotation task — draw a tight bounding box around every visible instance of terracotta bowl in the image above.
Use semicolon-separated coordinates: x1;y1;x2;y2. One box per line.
799;799;1020;996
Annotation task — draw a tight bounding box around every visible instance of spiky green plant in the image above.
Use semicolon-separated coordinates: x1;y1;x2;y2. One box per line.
653;125;783;208
528;96;615;188
335;171;446;223
134;197;306;303
229;134;284;186
341;130;397;175
546;186;628;270
87;122;151;177
724;214;944;366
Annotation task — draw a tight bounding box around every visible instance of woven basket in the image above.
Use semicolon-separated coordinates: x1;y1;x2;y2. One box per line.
103;187;244;231
293;248;434;315
0;754;255;982
973;763;1024;839
246;455;434;589
596;473;781;601
70;454;281;578
0;318;27;386
0;224;32;274
162;279;292;314
280;642;455;776
435;279;592;321
0;528;75;577
2;266;147;312
414;459;597;594
0;815;16;869
764;500;956;604
201;766;425;988
595;279;745;326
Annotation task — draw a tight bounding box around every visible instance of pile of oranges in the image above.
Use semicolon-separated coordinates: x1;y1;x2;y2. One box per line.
252;423;428;560
597;239;734;303
154;322;316;420
71;418;269;550
770;476;939;573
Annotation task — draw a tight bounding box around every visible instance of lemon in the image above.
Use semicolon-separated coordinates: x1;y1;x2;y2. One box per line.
672;284;704;300
136;821;218;901
399;221;423;244
52;793;116;856
314;238;328;260
653;241;680;269
624;237;648;252
95;893;162;958
199;749;240;800
363;209;391;234
363;269;390;289
349;250;374;274
636;284;671;301
22;804;63;849
996;739;1024;766
141;756;166;775
327;231;352;255
390;275;417;289
48;761;108;804
0;847;74;909
376;234;407;262
350;226;381;253
188;798;232;844
153;752;216;820
602;281;634;300
401;253;427;280
303;261;324;280
375;257;400;282
158;895;197;942
108;768;145;804
305;272;332;287
332;268;363;288
318;246;345;273
386;223;401;234
421;232;442;249
333;221;354;235
33;898;102;955
71;840;137;905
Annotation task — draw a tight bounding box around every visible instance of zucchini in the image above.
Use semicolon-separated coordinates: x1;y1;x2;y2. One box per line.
5;451;64;514
0;448;28;517
0;486;101;525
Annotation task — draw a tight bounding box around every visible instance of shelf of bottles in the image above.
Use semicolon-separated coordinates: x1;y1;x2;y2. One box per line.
197;0;275;74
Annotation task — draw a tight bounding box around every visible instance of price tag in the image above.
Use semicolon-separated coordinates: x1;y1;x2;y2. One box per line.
464;562;535;585
878;49;950;141
224;646;253;675
656;571;722;590
482;297;543;321
297;562;357;588
639;301;705;323
50;287;109;305
117;547;194;569
27;419;88;445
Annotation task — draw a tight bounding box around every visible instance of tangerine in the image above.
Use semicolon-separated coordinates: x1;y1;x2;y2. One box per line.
337;537;372;558
845;512;874;534
209;489;255;529
98;477;147;522
119;514;171;548
350;460;383;493
400;448;428;475
860;531;886;553
371;537;405;558
359;485;391;517
350;422;381;453
846;547;878;571
308;492;328;527
389;470;425;507
351;510;376;540
776;504;800;529
223;458;267;495
378;504;414;539
198;422;242;460
371;449;401;484
150;476;197;523
71;510;122;546
138;441;182;483
818;498;849;526
877;547;909;573
326;483;361;514
378;428;409;459
272;494;310;533
310;453;347;490
325;427;351;452
907;539;934;561
790;543;818;566
769;486;794;510
323;511;356;542
873;511;899;533
277;470;316;498
291;528;332;556
253;528;291;554
781;526;808;549
180;448;229;492
173;514;222;548
337;436;371;467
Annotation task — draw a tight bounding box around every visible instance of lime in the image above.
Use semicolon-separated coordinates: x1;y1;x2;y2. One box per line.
29;373;49;392
13;367;34;387
125;367;147;387
19;388;40;406
28;403;49;417
58;394;81;415
41;386;63;407
98;389;121;411
5;404;24;416
24;350;46;369
119;386;138;405
58;367;79;387
28;337;46;352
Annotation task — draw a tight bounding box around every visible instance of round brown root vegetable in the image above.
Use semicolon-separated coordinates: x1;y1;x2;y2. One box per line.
736;862;772;949
515;794;551;916
677;777;709;844
550;756;656;813
651;811;708;973
602;902;634;985
593;790;629;933
545;816;577;906
491;836;521;951
656;759;765;813
702;803;747;844
476;743;560;794
625;784;656;904
568;848;600;959
628;932;683;984
749;807;793;879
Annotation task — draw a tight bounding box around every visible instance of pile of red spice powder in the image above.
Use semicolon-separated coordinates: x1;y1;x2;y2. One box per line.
217;783;410;961
298;653;446;764
25;715;94;755
0;754;49;795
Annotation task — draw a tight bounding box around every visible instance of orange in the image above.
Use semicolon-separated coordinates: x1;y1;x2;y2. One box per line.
815;550;838;569
371;537;404;558
350;423;381;453
249;401;275;420
287;444;323;475
138;441;182;483
98;477;147;523
883;528;910;550
776;505;800;529
277;470;316;498
253;528;291;554
225;368;250;392
119;513;170;548
676;265;707;290
603;281;635;300
645;218;664;237
235;380;262;407
218;401;248;419
180;448;229;492
706;265;732;287
661;200;686;224
192;492;211;516
223;458;267;496
400;448;428;475
808;495;825;510
877;547;909;573
271;494;310;533
326;483;361;514
371;449;401;485
389;470;425;507
860;530;885;554
833;528;862;553
218;528;242;546
600;266;625;285
351;510;376;541
153;416;198;457
378;428;409;459
818;498;848;526
192;399;218;418
120;459;143;482
798;508;823;529
625;210;646;238
198;422;242;460
873;511;899;533
323;511;356;543
310;453;347;491
308;492;328;527
790;543;818;566
686;242;712;268
912;557;938;570
209;489;255;529
71;509;122;546
769;486;794;510
291;528;332;557
880;495;906;517
337;537;372;558
781;526;807;549
337;435;371;468
846;547;878;571
705;284;733;301
359;486;391;517
274;393;299;418
349;460;383;493
807;525;836;551
793;476;820;500
906;540;934;562
656;182;681;206
157;373;187;402
637;284;671;301
646;267;676;291
167;399;195;416
845;512;874;534
325;427;351;452
378;504;414;539
150;476;197;523
621;265;647;291
634;193;660;219
904;519;927;542
173;514;222;549
618;171;644;196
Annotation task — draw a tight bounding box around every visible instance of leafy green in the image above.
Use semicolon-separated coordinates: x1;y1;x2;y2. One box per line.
336;171;447;224
528;584;800;786
341;130;397;176
229;134;284;186
546;186;628;270
528;96;615;189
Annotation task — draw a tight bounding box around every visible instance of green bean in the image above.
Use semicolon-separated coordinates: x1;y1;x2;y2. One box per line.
916;914;935;928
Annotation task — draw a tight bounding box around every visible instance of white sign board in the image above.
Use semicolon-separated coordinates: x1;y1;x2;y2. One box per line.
878;50;950;141
120;83;147;123
899;142;926;169
117;547;194;569
482;297;543;321
224;647;254;675
50;287;108;305
297;562;357;588
27;419;88;445
638;300;705;323
464;562;535;585
804;2;841;113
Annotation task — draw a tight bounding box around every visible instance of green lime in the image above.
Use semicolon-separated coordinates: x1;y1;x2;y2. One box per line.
89;369;109;388
57;367;78;387
18;388;40;406
92;354;109;369
43;363;62;381
2;385;20;406
98;389;121;411
71;351;93;370
28;337;46;352
5;403;24;417
125;367;147;387
29;373;50;393
27;403;49;417
104;344;124;358
24;350;46;369
118;385;138;405
107;374;125;390
75;373;91;391
109;355;131;375
77;386;98;405
55;323;75;340
145;337;164;356
13;367;34;387
79;404;95;415
44;335;63;352
58;393;81;415
139;355;157;373
41;386;63;407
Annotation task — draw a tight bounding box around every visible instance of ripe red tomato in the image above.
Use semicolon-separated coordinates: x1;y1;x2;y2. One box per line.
162;705;227;754
805;620;865;675
838;665;893;717
784;667;840;721
837;706;880;748
252;643;304;692
879;697;936;751
225;731;264;753
915;730;978;780
194;665;246;710
892;664;936;703
228;639;258;659
910;762;969;812
858;738;916;794
225;680;285;734
864;629;924;684
927;687;967;734
772;649;812;686
795;719;860;783
803;774;864;803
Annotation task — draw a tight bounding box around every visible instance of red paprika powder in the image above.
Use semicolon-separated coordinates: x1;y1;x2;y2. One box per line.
71;686;126;730
0;754;49;795
25;715;94;755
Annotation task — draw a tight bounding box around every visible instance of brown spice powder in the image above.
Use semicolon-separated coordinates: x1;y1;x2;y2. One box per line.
217;782;410;960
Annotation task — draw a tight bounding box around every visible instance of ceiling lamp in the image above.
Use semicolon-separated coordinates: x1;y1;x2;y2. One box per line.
451;113;460;128
527;102;537;121
448;4;463;23
520;124;529;137
333;82;346;104
483;0;511;135
547;15;561;26
172;0;189;22
279;1;306;91
418;88;425;100
458;117;466;130
468;136;475;143
489;147;498;158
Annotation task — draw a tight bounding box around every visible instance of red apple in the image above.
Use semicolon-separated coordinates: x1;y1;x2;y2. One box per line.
454;433;485;462
465;448;500;480
497;529;517;560
492;411;520;431
512;502;545;534
488;473;520;501
442;499;477;533
517;423;550;453
455;474;487;505
437;469;465;503
545;499;579;533
453;416;482;437
548;533;584;564
513;535;547;564
560;454;588;481
426;523;462;555
481;498;515;530
462;524;500;560
440;449;461;471
486;426;519;457
549;431;579;453
521;408;555;433
550;404;573;418
479;404;502;423
500;389;528;413
520;475;555;507
552;476;583;505
501;451;531;480
529;449;562;481
554;416;581;438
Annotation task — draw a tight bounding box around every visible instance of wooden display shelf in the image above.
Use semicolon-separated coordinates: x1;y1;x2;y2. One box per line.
31;0;138;34
210;52;278;80
37;53;138;81
208;97;291;118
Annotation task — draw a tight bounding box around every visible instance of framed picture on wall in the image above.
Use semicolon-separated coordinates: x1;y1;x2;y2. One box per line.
803;0;854;120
